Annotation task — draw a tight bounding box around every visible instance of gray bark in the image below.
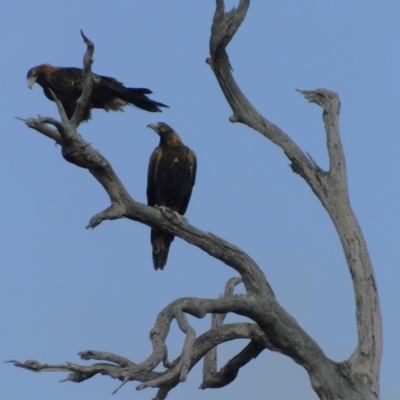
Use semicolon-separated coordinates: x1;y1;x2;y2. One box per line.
207;1;382;398
10;3;382;399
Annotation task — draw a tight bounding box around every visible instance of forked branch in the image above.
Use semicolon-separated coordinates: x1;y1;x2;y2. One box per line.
14;1;382;398
18;33;269;296
9;279;269;397
70;30;94;127
208;0;382;398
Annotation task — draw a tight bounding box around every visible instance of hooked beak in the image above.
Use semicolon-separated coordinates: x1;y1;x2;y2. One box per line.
27;76;37;89
146;123;159;132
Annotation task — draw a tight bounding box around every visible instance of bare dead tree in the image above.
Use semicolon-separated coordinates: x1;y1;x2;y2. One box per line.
9;2;382;399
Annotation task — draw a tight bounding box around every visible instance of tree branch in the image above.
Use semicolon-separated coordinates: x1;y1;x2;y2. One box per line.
69;30;94;128
47;87;70;127
134;277;251;392
17;117;63;144
208;0;382;398
9;278;270;397
296;89;346;181
15;5;382;397
19;114;270;297
8;322;266;394
201;276;272;390
200;339;265;389
16;23;348;400
203;277;242;382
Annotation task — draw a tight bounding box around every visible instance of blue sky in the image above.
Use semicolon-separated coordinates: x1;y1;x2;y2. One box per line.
1;1;399;399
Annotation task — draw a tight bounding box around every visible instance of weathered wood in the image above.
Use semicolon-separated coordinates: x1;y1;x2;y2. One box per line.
12;2;382;398
208;1;382;398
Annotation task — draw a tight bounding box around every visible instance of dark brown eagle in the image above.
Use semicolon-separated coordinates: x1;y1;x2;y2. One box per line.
147;122;197;270
26;64;168;123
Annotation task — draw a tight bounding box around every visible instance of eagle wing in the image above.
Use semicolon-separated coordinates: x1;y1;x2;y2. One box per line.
98;75;153;95
147;147;163;207
179;149;197;215
46;68;125;96
97;75;167;112
46;68;166;114
47;68;86;98
189;149;197;187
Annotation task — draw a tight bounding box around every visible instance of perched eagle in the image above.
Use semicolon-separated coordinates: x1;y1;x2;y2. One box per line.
26;64;168;123
147;122;197;270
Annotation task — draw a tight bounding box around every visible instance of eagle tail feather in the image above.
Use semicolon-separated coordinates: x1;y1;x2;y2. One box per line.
151;230;174;270
126;88;169;112
130;87;153;95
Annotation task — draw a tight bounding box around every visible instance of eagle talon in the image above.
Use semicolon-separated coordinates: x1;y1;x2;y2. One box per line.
155;205;173;215
154;206;185;224
172;211;185;224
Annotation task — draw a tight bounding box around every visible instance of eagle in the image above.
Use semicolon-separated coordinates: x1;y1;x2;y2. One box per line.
147;122;197;270
26;64;168;123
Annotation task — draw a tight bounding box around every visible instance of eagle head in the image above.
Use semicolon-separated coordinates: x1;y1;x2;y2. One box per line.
147;122;173;135
26;64;53;89
147;122;183;147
